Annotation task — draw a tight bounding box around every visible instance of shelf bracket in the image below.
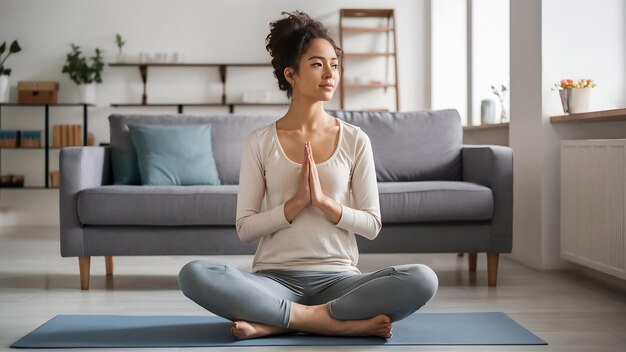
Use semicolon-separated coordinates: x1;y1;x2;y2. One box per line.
219;65;227;105
139;65;148;105
44;104;49;188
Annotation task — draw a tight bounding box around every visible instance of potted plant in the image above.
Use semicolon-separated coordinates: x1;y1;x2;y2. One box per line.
0;40;22;103
115;33;126;62
61;44;104;104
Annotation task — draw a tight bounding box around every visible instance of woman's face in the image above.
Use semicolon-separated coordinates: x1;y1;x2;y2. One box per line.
288;38;340;102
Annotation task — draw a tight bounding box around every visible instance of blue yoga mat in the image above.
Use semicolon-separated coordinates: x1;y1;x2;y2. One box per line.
11;312;546;348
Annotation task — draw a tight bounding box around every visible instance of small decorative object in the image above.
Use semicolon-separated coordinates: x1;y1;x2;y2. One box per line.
480;99;497;124
552;79;596;114
62;44;104;104
490;84;508;123
171;52;185;63
87;132;95;146
17;81;59;104
49;171;60;188
0;174;24;188
0;40;22;103
154;52;169;63
114;33;126;62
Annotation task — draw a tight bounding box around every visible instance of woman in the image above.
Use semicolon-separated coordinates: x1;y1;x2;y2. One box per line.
179;11;438;340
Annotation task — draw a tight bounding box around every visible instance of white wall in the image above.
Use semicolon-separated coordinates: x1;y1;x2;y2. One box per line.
0;0;428;226
509;0;626;270
539;0;626;269
509;0;544;269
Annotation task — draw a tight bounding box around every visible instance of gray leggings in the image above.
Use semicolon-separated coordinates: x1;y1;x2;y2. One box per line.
178;260;438;329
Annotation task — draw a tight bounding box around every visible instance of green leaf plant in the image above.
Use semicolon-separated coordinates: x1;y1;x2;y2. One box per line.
0;40;23;76
62;44;104;85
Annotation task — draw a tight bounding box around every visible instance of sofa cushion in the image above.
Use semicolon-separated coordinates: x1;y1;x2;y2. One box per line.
128;124;221;186
109;114;277;185
329;109;463;182
78;185;239;226
378;181;493;223
78;181;491;226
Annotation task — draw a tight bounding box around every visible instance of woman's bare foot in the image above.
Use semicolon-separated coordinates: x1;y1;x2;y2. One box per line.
230;320;292;340
288;303;393;339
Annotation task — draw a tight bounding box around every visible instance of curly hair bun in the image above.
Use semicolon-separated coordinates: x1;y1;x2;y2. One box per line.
265;11;342;98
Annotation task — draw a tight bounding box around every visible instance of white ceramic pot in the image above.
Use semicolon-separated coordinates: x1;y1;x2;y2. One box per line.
568;88;591;114
0;75;9;103
78;83;96;104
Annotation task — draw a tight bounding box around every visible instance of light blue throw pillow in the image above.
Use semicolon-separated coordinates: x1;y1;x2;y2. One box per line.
128;124;221;186
112;154;141;185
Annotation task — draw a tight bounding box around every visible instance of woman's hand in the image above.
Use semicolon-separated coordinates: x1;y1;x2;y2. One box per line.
287;141;342;224
306;141;342;224
306;141;327;207
294;141;312;206
285;142;312;222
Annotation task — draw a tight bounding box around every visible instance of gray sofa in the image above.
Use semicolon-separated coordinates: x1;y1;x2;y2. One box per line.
60;109;512;289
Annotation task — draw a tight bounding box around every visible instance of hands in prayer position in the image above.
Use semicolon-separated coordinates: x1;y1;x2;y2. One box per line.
305;141;326;206
294;141;342;224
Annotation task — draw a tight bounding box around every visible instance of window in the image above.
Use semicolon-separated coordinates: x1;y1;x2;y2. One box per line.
431;0;510;126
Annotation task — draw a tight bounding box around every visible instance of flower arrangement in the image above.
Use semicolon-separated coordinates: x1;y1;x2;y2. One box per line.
491;84;507;101
553;79;597;114
490;84;508;122
553;79;596;90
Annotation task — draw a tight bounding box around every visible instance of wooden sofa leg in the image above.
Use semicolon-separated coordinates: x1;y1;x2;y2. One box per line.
487;253;499;286
79;256;91;290
105;256;114;276
468;253;477;272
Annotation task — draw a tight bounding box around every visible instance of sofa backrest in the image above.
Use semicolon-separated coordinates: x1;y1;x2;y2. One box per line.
109;114;277;185
330;109;463;182
109;109;463;185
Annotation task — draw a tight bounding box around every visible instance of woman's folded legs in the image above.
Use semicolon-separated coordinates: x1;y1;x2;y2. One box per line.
316;264;439;322
178;261;436;339
178;260;297;329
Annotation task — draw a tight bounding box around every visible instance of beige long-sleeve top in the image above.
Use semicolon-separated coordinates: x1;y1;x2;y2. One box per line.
235;118;382;273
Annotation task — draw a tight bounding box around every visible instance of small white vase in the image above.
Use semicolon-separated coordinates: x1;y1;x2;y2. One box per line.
480;99;497;124
568;88;591;114
78;83;96;104
0;75;9;103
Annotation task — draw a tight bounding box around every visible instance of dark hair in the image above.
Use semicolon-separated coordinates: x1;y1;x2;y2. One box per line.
265;11;343;98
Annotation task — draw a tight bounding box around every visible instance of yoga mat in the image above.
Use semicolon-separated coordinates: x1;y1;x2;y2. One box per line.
11;312;547;348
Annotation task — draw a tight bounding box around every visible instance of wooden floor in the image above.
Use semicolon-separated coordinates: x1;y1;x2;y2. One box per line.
1;226;625;351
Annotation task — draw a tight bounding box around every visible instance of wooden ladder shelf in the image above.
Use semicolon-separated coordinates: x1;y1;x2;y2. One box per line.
339;8;400;111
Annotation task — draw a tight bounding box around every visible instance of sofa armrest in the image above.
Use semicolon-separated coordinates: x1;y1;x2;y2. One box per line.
59;146;112;257
462;145;513;252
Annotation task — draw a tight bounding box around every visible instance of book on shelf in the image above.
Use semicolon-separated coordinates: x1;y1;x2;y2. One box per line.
0;130;42;148
20;130;42;148
0;130;20;147
52;124;83;147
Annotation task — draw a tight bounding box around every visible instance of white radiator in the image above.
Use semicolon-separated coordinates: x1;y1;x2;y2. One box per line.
561;139;626;280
